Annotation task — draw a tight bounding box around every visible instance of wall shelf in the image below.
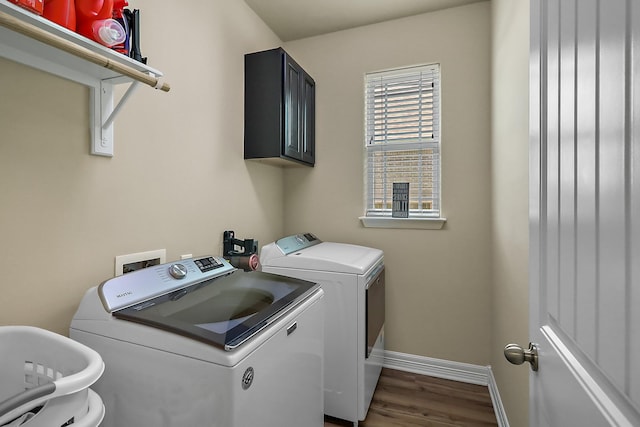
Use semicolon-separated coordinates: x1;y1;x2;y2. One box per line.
0;0;170;156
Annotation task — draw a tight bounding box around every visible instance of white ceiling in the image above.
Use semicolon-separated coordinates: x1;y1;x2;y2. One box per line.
244;0;487;42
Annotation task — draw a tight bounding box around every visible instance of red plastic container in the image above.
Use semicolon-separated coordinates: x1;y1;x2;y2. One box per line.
43;0;76;31
112;0;126;18
75;0;114;41
7;0;44;15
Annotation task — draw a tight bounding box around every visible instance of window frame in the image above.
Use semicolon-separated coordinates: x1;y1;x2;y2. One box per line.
360;64;446;229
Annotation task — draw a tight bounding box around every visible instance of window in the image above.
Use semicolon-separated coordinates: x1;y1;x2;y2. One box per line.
364;64;441;220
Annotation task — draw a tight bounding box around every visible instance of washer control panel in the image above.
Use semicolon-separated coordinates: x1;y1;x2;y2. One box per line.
99;256;235;312
274;233;321;256
194;256;225;272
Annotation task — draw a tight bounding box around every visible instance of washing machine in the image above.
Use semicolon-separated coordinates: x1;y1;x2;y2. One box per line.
260;233;384;425
70;256;324;427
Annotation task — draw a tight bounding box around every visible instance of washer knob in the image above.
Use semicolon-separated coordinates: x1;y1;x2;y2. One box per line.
169;263;188;279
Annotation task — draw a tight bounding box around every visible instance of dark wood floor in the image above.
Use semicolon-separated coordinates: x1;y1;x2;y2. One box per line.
324;368;498;427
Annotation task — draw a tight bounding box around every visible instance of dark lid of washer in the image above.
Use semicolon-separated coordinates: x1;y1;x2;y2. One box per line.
113;270;318;351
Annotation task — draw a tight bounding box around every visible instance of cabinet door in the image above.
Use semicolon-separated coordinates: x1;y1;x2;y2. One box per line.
284;58;302;160
301;74;315;164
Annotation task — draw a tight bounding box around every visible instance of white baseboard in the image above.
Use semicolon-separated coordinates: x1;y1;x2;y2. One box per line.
486;366;510;427
383;350;510;427
383;349;489;385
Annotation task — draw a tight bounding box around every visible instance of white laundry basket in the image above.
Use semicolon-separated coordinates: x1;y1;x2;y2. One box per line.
0;326;105;427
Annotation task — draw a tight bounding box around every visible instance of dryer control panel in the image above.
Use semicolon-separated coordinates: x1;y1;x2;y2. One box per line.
99;256;235;312
274;233;321;255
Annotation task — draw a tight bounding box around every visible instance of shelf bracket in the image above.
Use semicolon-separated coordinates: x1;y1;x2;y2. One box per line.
91;79;140;157
103;80;140;130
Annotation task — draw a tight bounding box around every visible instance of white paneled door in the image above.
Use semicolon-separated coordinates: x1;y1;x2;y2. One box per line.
528;0;640;425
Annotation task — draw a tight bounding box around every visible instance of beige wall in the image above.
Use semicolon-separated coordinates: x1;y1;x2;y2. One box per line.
0;1;285;334
283;2;493;365
491;0;530;425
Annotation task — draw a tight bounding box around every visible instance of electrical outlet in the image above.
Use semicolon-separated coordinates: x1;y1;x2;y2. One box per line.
115;249;166;276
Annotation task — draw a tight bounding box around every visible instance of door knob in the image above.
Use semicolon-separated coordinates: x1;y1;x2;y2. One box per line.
504;342;539;371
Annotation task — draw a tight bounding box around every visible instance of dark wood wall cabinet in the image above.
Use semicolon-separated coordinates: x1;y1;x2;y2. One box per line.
244;47;315;167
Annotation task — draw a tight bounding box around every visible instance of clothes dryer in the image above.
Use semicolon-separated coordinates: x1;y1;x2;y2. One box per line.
260;233;384;426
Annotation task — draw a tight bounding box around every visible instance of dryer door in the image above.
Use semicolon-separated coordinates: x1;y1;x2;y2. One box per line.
366;265;385;358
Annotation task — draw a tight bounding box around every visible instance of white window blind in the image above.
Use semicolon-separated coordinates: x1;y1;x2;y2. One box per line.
364;64;441;218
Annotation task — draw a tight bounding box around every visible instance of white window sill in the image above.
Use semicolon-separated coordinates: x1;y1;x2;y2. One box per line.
359;216;447;230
